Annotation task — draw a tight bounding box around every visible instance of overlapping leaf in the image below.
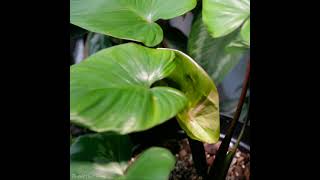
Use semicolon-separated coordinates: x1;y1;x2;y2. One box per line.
202;0;250;46
162;49;220;143
70;133;175;180
71;43;220;143
240;19;250;46
70;0;197;47
71;43;188;134
188;14;247;85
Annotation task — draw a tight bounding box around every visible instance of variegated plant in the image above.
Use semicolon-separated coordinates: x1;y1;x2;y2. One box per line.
70;0;250;179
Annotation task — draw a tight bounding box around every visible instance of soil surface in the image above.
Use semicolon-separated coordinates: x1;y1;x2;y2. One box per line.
169;139;250;180
71;125;250;180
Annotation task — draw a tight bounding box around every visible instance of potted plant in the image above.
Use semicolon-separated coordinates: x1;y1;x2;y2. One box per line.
70;0;250;179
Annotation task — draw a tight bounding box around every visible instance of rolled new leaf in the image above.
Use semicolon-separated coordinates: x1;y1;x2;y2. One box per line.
70;43;220;143
163;49;220;143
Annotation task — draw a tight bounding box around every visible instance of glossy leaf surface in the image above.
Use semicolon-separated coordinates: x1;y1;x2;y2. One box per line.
70;0;197;47
71;43;220;143
71;43;188;134
240;19;250;46
70;133;175;180
202;0;250;38
164;49;220;143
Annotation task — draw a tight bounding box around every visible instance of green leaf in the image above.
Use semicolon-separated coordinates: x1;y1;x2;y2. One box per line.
188;14;248;85
70;133;175;180
226;39;249;52
226;18;250;50
70;0;197;47
119;148;175;180
71;43;188;134
164;49;220;143
70;133;132;180
71;43;220;143
240;19;250;46
202;0;250;38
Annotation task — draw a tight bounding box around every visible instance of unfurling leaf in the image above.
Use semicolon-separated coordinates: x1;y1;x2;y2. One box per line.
71;43;220;143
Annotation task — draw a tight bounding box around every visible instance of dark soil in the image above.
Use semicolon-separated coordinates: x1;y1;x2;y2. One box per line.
169;139;250;180
71;125;250;180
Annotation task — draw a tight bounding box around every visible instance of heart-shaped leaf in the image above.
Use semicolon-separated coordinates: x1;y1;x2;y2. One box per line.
71;43;188;134
188;14;248;85
202;0;250;38
70;133;175;180
70;0;197;47
71;43;220;143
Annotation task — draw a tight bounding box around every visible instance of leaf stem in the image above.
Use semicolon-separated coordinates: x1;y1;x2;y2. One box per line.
208;58;250;178
188;137;208;179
